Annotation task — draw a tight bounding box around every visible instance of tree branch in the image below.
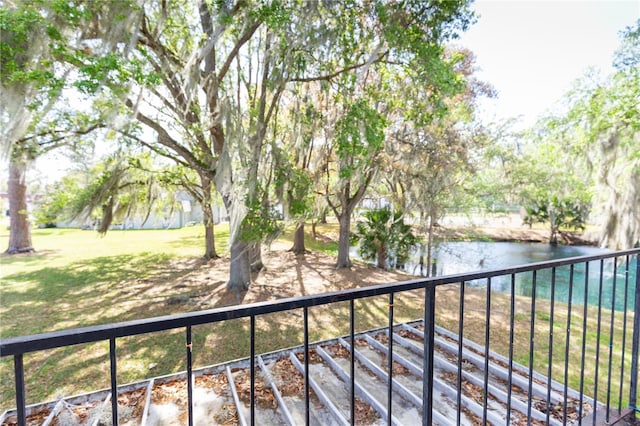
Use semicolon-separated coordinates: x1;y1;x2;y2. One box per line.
217;20;261;83
124;98;210;175
139;13;185;69
16;123;103;154
289;51;389;83
119;131;190;169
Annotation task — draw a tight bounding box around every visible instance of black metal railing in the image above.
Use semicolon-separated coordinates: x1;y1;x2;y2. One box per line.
1;248;639;425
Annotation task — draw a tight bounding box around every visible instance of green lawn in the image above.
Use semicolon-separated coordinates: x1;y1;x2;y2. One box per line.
1;226;232;332
0;225;635;413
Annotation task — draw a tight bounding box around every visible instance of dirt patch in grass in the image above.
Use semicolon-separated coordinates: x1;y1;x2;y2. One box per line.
185;242;411;308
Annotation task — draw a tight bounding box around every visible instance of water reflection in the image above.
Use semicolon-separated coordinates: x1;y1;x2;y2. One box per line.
394;242;635;311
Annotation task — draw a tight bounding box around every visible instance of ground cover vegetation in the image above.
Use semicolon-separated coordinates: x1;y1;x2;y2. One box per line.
0;226;634;410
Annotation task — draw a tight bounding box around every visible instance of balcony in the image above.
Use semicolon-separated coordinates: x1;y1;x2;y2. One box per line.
1;248;639;425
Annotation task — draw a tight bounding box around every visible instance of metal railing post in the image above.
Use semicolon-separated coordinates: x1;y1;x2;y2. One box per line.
564;265;575;424
388;292;394;425
483;277;492;425
456;281;466;426
546;267;557;425
618;256;631;411
594;260;606;426
186;326;193;426
606;260;618;422
109;338;118;426
14;354;25;426
507;274;516;426
350;300;355;425
303;306;310;426
629;255;640;420
422;284;436;426
527;270;538;424
579;261;590;420
250;316;256;426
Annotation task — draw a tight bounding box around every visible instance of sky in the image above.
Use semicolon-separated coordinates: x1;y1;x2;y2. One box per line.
457;0;640;129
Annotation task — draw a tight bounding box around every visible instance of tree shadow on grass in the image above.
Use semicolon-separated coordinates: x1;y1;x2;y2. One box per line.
0;249;62;266
0;253;219;337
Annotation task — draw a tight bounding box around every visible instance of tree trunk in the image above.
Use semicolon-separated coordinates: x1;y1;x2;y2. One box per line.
222;194;253;292
376;244;387;269
6;157;34;254
549;205;558;245
549;224;558;245
201;175;218;260
336;212;352;268
249;242;264;272
228;237;251;291
599;168;640;250
426;216;434;278
290;220;306;254
202;213;217;260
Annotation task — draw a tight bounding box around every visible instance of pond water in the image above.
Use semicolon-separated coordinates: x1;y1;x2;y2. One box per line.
355;242;637;311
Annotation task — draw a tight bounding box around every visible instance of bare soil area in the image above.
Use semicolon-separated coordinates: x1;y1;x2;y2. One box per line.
167;241;411;310
163;224;594;311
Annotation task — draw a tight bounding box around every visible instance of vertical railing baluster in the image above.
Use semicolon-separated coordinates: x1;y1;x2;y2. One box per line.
304;306;310;426
507;274;516;426
618;256;631;412
563;265;575;424
110;337;118;426
527;270;537;426
594;259;605;426
250;316;255;426
606;259;618;422
482;277;491;425
14;354;26;426
350;300;355;425
422;284;436;426
579;261;590;420
546;267;557;425
387;292;394;425
629;254;640;423
186;327;193;426
456;281;465;426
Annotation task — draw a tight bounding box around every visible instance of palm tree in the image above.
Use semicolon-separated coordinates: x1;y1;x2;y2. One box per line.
352;207;418;269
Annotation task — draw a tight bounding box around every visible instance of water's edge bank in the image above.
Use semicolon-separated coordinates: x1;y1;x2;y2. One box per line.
432;225;597;246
